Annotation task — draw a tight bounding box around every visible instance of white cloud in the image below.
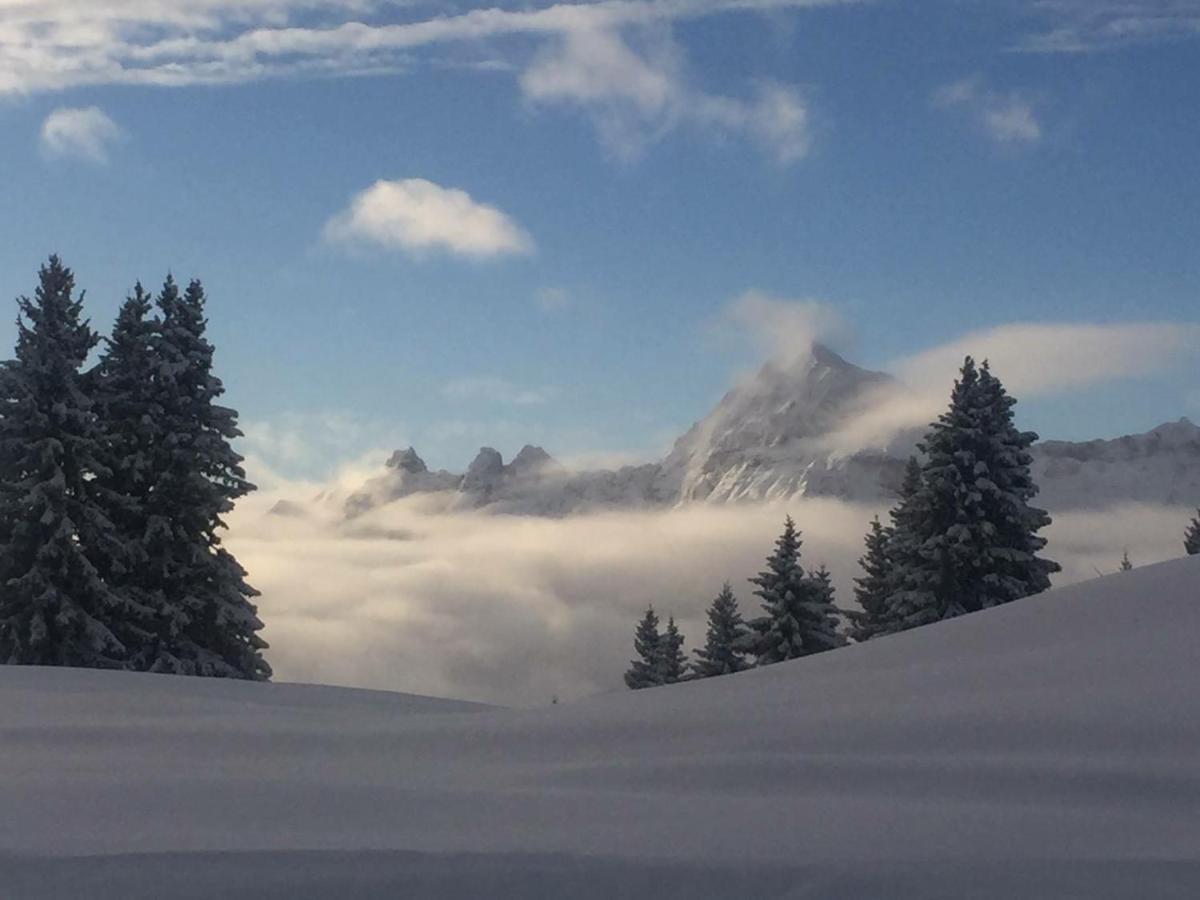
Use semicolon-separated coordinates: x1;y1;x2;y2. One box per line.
0;0;840;161
39;106;123;163
521;23;812;161
1018;1;1200;53
239;409;411;484
721;291;849;363
823;321;1200;452
225;309;1200;705
229;475;1193;706
323;178;535;260
934;77;1042;145
536;287;571;313
442;376;559;406
893;322;1200;399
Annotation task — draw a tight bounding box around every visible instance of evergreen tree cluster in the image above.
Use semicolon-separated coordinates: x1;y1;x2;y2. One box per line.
0;257;269;679
624;517;845;688
624;606;687;689
849;357;1060;640
625;357;1072;690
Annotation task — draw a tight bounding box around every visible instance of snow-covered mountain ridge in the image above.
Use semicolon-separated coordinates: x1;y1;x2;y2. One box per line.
338;344;1200;517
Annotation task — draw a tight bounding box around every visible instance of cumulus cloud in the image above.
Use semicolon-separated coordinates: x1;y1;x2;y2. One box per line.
442;376;559;406
39;106;123;163
0;0;838;161
323;178;535;260
933;78;1042;145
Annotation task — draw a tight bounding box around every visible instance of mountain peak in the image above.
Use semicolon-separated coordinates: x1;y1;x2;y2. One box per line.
386;447;428;474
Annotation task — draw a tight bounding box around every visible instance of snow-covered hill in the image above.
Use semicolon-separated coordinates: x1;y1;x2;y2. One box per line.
2;555;1198;898
338;344;1200;517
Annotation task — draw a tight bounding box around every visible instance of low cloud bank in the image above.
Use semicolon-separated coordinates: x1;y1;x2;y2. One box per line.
227;482;1192;707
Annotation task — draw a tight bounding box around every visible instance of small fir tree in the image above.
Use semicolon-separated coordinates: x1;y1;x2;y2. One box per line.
1185;511;1200;556
658;616;688;684
690;583;752;678
624;606;663;689
749;518;846;663
748;516;809;664
0;257;147;667
804;564;847;654
847;517;891;642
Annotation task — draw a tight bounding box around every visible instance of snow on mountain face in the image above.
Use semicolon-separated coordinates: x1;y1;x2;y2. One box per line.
338;347;1200;518
1032;418;1200;510
658;344;909;503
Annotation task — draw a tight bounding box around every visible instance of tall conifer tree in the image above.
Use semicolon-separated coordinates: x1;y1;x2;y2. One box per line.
140;277;269;679
0;257;146;666
885;358;1058;630
92;284;162;665
690;583;752;678
624;606;662;689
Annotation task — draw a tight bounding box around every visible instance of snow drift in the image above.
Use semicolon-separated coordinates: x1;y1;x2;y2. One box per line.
1;555;1198;897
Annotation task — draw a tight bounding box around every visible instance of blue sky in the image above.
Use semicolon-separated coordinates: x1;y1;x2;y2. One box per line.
0;0;1197;478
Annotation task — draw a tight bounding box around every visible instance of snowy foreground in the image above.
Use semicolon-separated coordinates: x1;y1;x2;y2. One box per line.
3;558;1199;898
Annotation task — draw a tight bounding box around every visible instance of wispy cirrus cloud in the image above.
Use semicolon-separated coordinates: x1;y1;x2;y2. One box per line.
0;0;845;162
1018;0;1200;53
40;106;124;163
442;376;560;406
323;178;535;260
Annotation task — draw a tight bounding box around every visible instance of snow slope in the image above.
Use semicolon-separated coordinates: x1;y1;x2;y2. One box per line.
2;555;1199;898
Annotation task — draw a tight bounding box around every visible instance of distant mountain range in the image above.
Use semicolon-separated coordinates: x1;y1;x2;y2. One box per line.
320;344;1200;518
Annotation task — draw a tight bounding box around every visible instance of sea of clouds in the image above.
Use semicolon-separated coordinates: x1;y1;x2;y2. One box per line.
227;479;1192;706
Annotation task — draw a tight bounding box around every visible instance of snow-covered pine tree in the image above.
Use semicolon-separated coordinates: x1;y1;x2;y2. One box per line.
0;257;147;667
624;605;662;689
846;517;891;642
748;516;808;664
658;615;688;684
1185;511;1200;556
886;358;1059;629
690;583;752;678
803;564;847;653
92;284;163;666
749;517;845;662
969;361;1060;602
882;456;941;632
139;276;269;679
1120;551;1133;572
